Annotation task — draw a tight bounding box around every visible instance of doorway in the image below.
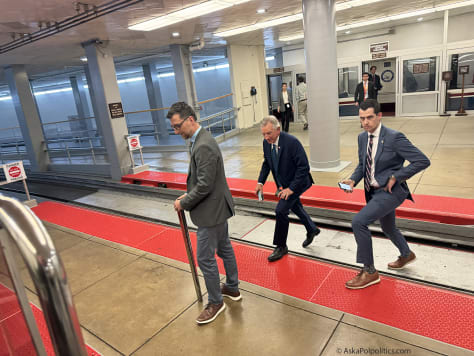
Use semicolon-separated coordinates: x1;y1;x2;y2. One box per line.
362;58;397;116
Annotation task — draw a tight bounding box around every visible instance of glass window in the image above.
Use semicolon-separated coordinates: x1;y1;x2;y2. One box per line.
449;52;474;89
403;57;438;93
338;67;359;98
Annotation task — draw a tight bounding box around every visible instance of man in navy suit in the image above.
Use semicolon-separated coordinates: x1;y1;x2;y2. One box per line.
256;116;320;262
341;99;430;289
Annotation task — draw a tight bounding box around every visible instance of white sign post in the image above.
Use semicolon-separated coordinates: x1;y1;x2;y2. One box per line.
125;135;149;174
1;161;37;207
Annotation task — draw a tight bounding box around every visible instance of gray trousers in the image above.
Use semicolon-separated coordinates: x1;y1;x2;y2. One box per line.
351;184;411;266
197;221;239;304
297;100;307;124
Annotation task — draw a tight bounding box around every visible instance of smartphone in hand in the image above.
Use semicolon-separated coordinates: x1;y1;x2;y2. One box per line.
338;182;352;191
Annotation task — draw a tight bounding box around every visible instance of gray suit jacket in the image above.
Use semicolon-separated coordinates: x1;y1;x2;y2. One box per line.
279;90;293;112
350;125;430;202
180;128;234;227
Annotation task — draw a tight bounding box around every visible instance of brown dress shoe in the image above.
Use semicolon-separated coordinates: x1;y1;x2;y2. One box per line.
196;302;225;325
345;270;380;289
388;251;416;270
221;284;242;301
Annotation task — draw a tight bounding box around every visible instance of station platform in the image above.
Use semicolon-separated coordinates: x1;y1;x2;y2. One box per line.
24;200;473;355
121;171;474;225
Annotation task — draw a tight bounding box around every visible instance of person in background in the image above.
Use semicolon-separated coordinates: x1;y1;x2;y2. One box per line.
354;72;375;106
295;76;308;130
278;83;293;132
369;66;383;100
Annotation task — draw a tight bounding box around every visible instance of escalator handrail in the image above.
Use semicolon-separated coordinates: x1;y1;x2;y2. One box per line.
0;194;87;356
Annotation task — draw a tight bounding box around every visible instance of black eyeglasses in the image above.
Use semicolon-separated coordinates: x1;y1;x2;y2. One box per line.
171;116;189;130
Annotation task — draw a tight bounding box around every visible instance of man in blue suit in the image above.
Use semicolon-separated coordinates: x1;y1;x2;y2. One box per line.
256;116;320;262
341;99;430;289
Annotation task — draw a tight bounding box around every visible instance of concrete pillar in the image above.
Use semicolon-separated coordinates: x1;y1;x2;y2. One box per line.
303;0;348;171
4;65;50;171
170;44;199;118
142;63;169;141
227;44;269;129
69;75;92;136
82;40;132;180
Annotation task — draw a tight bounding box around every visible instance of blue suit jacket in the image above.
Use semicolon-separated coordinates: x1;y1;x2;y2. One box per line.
350;125;430;202
258;132;314;195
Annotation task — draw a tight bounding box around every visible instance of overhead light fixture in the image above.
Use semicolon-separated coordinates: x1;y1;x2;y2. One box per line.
129;0;251;31
265;55;275;61
172;32;180;37
80;56;87;62
417;17;423;21
279;34;304;42
257;9;266;14
219;0;474;38
345;30;351;34
215;13;302;37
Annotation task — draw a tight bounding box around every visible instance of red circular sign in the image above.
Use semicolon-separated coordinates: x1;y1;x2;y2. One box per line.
130;138;138;148
8;166;21;178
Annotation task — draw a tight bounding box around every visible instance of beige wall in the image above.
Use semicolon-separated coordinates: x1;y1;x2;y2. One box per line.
227;44;268;129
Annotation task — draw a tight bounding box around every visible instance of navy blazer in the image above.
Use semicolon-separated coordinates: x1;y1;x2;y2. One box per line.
350;125;430;202
258;132;314;195
354;81;376;104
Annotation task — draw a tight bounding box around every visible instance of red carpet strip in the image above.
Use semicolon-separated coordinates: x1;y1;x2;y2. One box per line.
0;283;100;355
121;171;474;225
32;201;474;351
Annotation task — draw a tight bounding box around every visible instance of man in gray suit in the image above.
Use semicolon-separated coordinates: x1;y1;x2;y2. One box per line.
168;102;240;324
341;99;430;289
278;82;293;132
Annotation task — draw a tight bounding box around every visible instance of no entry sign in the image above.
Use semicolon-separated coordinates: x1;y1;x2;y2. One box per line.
127;135;141;151
3;161;26;183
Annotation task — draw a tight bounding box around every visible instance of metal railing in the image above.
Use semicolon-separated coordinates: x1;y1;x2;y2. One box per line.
1;93;238;166
0;194;87;355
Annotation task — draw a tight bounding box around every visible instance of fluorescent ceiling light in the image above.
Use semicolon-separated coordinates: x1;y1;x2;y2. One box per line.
417;17;423;21
215;13;302;37
345;30;351;34
222;0;474;39
215;0;384;37
0;96;12;101
257;9;266;14
129;0;251;31
265;56;275;61
80;56;87;62
172;32;180;37
279;34;304;42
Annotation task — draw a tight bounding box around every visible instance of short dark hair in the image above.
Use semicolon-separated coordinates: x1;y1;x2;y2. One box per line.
282;82;287;86
362;72;370;77
359;99;381;114
297;76;305;84
166;101;196;121
370;66;377;71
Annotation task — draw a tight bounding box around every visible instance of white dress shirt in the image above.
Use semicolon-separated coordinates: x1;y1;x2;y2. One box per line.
367;123;382;187
258;135;280;185
282;91;289;104
363;81;369;99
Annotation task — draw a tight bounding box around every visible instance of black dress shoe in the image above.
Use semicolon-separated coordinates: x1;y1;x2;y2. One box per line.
302;227;320;248
268;246;288;262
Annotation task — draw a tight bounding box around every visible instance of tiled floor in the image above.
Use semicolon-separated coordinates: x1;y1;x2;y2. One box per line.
146;115;474;199
14;223;471;356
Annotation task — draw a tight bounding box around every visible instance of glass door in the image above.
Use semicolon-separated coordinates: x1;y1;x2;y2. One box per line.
337;62;361;118
399;53;441;116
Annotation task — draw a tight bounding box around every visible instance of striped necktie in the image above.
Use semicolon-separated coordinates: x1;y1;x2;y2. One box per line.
364;134;374;192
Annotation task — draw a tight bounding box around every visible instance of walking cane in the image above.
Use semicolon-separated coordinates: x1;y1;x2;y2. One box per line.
177;210;203;302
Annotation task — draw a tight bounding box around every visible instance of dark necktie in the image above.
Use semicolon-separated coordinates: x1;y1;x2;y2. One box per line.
271;144;280;186
364;134;374;192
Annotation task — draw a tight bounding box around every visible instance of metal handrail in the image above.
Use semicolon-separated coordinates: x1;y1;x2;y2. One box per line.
0;195;87;355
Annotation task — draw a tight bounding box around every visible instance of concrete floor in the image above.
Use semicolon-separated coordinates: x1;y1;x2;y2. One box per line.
3;223;470;356
146;115;474;200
